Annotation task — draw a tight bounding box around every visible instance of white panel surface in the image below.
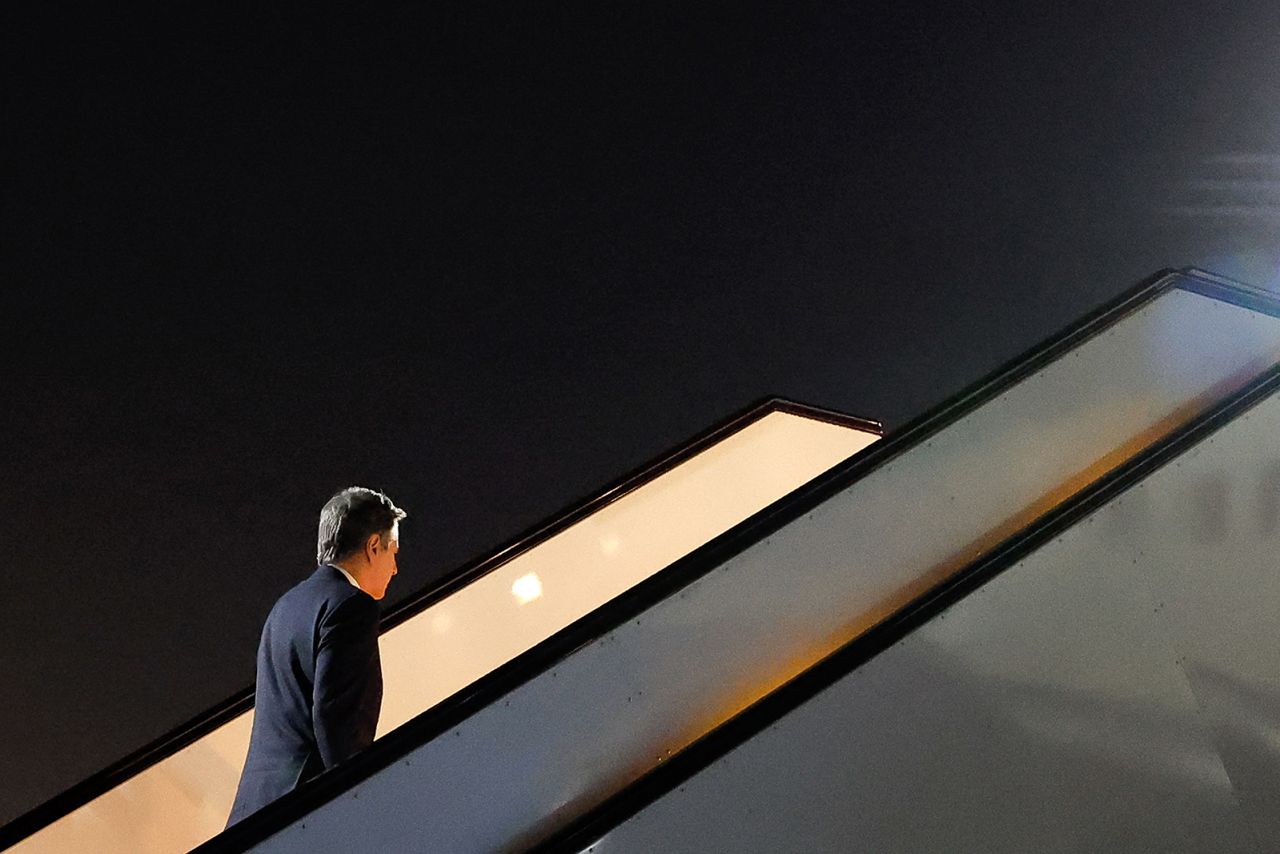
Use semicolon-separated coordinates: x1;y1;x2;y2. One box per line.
375;410;879;736
13;410;876;854
251;285;1280;853
593;382;1280;853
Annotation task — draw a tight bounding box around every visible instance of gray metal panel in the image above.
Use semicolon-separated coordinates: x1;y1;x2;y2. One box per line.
255;285;1280;853
594;370;1280;852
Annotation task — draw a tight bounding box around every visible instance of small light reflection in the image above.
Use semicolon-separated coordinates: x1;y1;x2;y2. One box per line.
512;572;543;605
431;613;454;634
600;534;621;556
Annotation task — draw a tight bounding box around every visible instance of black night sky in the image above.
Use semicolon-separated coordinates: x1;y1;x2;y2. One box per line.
4;2;1280;823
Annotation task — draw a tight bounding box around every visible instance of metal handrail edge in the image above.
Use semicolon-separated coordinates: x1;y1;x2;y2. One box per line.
0;398;880;848
197;266;1253;851
533;352;1280;854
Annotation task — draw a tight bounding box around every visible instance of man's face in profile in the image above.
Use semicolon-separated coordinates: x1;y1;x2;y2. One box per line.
368;522;400;600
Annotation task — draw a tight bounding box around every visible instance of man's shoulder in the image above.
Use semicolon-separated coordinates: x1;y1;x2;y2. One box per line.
268;566;369;624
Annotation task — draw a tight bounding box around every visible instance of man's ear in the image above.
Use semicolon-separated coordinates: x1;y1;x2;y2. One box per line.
364;531;382;559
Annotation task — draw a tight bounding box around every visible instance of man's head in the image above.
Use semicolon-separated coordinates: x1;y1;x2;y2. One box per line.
317;487;407;600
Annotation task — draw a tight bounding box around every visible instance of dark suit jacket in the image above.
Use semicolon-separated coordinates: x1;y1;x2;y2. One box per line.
227;565;383;826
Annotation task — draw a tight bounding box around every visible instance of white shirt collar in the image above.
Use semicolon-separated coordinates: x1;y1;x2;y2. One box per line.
331;563;363;592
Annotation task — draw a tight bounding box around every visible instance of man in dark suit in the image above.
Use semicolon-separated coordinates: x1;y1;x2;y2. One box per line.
226;486;406;826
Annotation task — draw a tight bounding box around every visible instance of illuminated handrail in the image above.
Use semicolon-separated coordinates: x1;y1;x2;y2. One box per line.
205;268;1280;852
0;398;880;852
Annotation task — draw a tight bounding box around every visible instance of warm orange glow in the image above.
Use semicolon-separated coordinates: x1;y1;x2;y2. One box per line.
611;370;1280;796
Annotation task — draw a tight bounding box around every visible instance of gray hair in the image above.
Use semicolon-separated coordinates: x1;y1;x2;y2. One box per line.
317;487;406;564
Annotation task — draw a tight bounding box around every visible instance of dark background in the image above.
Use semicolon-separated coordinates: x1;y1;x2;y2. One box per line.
3;1;1280;824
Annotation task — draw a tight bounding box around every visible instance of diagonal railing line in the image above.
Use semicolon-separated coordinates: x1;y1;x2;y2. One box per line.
0;396;879;850
203;267;1280;851
532;338;1280;854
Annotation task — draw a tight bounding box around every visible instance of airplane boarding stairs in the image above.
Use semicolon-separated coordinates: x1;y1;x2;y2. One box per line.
196;269;1280;853
541;298;1280;854
0;400;881;853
